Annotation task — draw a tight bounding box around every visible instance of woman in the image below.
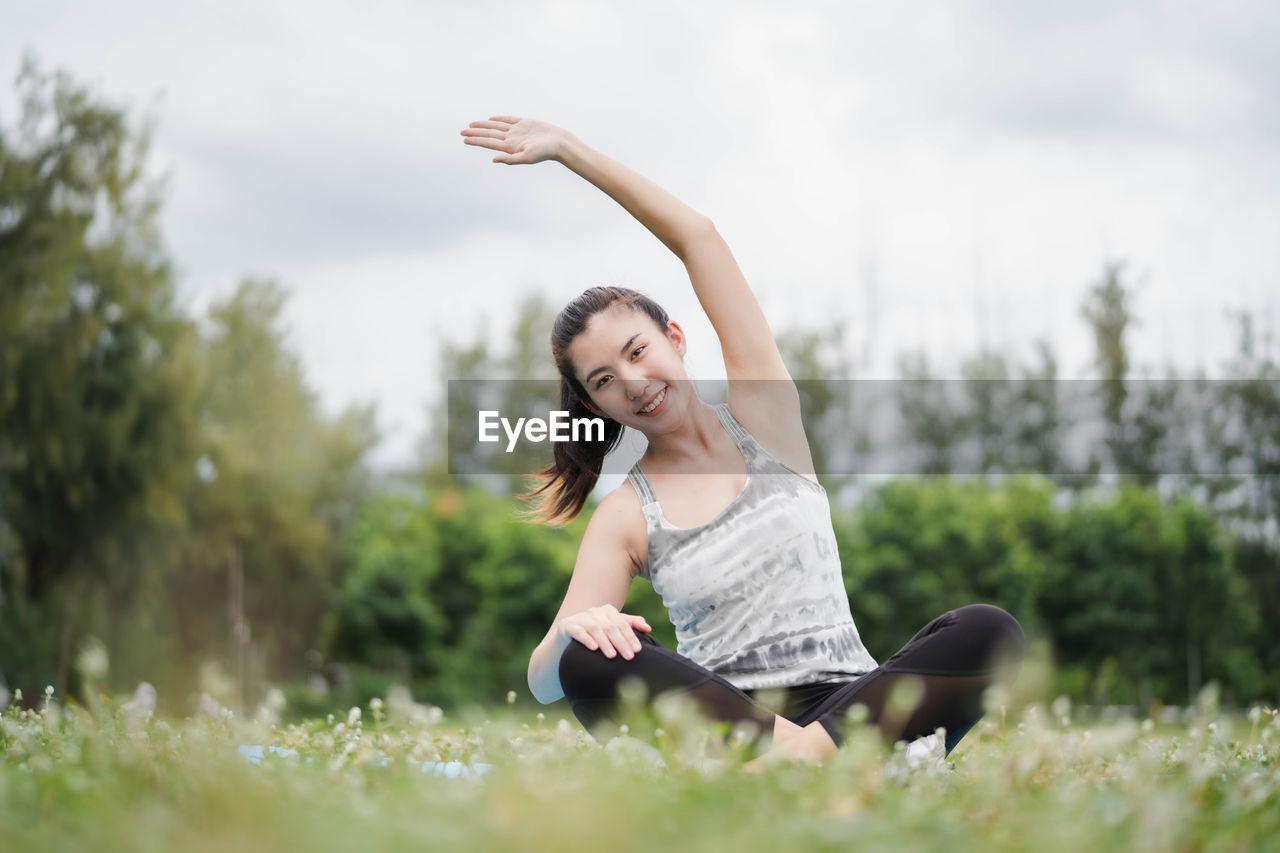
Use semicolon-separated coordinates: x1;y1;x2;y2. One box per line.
460;115;1025;770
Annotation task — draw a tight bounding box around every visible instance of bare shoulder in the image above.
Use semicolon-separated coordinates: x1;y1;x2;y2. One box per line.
724;382;820;483
592;478;649;579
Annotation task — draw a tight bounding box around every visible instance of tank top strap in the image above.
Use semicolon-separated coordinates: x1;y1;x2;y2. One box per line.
714;402;753;448
627;465;658;506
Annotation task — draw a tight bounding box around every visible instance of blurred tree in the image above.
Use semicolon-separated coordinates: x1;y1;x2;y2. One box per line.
328;491;446;680
1081;261;1135;477
1205;311;1280;701
1007;340;1073;482
836;476;1057;660
959;348;1013;478
328;481;597;711
1080;261;1180;487
169;280;378;703
426;294;560;492
1036;485;1248;706
776;319;867;498
0;56;201;696
895;351;964;476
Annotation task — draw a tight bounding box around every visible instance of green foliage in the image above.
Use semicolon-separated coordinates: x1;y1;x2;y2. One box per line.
0;56;201;694
837;476;1057;652
835;476;1261;705
329;484;589;711
0;59;377;706
165;279;379;701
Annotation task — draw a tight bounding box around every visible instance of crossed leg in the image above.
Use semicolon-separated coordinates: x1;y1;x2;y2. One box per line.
558;603;1025;768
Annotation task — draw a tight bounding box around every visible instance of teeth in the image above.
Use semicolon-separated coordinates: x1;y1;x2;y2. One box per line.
640;387;666;414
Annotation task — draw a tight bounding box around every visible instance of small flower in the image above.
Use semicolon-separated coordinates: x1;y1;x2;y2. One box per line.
369;697;384;712
348;706;362;726
44;685;54;697
506;691;517;706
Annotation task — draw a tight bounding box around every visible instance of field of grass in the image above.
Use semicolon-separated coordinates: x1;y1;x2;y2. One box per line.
2;685;1277;852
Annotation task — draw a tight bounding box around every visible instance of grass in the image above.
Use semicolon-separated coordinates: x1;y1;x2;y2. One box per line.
1;685;1277;852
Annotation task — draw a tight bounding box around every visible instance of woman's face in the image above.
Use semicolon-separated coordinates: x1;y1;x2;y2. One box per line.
568;303;690;432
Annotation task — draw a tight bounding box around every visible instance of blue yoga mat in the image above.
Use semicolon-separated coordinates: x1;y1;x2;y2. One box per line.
236;744;495;777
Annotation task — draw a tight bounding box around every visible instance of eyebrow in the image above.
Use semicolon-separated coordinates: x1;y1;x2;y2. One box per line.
585;333;643;383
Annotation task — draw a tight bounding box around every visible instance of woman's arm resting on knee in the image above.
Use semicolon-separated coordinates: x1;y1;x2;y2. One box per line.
527;486;649;704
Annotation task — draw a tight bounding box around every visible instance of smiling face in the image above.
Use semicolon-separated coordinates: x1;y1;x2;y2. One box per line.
567;302;691;433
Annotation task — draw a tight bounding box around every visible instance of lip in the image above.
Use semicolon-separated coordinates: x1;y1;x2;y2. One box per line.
635;386;668;415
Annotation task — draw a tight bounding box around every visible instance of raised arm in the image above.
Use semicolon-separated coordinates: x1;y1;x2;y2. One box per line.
461;116;792;382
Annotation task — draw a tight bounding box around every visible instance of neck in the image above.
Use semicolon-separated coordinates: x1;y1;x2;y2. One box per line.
640;399;725;469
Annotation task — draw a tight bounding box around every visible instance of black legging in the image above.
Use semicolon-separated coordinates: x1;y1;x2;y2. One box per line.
558;603;1025;758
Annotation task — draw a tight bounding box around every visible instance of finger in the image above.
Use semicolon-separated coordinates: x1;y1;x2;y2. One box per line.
461;134;504;148
610;626;638;659
592;627;617;658
627;614;652;631
463;137;512;154
469;119;511;130
489;115;521;124
566;624;598;651
461;127;505;139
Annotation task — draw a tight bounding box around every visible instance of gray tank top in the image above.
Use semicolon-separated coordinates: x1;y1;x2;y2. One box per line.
627;402;879;691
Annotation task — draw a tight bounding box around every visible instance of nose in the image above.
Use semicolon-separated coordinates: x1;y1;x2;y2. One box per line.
617;366;647;394
623;375;655;403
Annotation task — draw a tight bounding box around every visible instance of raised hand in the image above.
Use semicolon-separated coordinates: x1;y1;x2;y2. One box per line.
459;115;570;165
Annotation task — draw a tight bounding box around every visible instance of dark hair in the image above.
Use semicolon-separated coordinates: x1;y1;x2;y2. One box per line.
519;286;671;526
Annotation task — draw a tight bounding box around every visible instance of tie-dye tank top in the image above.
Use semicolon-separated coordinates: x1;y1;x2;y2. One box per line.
627;402;879;691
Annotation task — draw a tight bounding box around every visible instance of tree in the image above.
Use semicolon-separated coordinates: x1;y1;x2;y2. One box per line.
0;56;200;696
776;319;867;499
1079;261;1180;487
169;279;378;703
426;294;560;492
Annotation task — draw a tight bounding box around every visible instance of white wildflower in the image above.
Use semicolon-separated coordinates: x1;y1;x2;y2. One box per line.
76;637;110;683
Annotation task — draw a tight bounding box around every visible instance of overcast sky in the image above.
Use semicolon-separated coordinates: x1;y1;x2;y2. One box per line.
4;0;1278;473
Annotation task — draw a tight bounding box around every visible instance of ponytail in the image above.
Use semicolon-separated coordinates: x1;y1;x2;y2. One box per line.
517;375;624;525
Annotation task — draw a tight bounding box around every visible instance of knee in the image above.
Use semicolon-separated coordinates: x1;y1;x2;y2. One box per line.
558;639;600;698
557;630;646;699
954;604;1026;662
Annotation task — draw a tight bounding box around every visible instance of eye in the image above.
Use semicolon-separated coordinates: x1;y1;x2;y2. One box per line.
631;345;645;358
594;375;610;389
